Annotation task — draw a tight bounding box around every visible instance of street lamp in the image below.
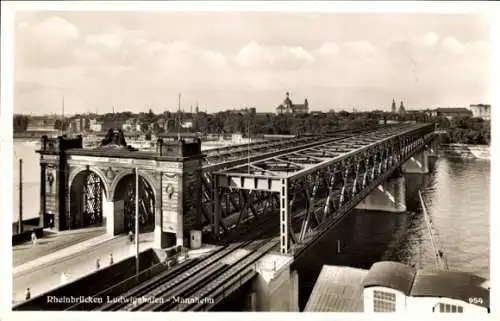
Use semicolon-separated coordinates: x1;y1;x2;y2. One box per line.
135;168;139;280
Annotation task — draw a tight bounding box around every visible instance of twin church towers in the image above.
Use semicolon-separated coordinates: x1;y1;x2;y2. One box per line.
391;98;406;115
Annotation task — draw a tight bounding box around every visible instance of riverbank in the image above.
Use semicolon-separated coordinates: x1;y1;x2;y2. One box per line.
440;144;490;160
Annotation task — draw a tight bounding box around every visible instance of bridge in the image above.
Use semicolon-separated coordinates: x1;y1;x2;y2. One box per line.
28;123;436;311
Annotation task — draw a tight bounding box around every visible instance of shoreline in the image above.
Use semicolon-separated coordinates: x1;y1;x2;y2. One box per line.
440;144;490;160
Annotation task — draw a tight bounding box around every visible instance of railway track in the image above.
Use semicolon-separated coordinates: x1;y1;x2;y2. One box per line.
65;255;203;311
173;240;280;311
96;214;279;311
141;237;276;311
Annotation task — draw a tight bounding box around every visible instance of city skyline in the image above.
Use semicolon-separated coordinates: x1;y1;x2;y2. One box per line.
13;11;491;115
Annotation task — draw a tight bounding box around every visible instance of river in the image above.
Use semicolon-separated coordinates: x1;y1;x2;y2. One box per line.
12;140;490;309
295;156;490;309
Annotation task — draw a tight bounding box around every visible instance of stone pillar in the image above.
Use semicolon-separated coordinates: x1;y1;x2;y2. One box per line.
289;270;299;312
157;139;204;250
251;254;297;311
39;163;46;228
355;176;406;212
103;198;115;236
401;150;429;174
54;164;65;231
38;135;82;231
153;187;168;249
113;200;125;234
160;171;182;249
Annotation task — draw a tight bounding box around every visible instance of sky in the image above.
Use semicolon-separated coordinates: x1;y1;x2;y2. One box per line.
13;10;492;115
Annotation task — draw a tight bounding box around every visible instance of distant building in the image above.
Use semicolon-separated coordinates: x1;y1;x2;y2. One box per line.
101;120;122;132
121;119;132;132
469;104;490;120
27;118;53;131
89;119;103;132
391;99;397;114
276;92;309;114
156;118;168;131
433;107;472;119
68;117;89;133
399;101;406;116
181;120;193;129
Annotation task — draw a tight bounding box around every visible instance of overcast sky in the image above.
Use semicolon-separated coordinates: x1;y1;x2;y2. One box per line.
14;11;491;115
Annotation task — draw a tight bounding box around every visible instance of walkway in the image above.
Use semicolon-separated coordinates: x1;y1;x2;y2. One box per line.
12;232;154;304
13;226;106;267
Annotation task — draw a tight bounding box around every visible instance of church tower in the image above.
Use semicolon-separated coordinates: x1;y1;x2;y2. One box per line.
284;92;293;113
391;98;397;114
399;101;406;115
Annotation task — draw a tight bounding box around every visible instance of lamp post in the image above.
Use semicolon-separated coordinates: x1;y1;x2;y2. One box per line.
18;159;23;234
135;168;139;280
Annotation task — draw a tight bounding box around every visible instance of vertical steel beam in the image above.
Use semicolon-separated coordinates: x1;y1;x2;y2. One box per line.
322;172;336;221
351;163;360;198
212;176;221;239
268;192;274;212
339;167;349;206
362;159;369;188
280;178;290;255
371;155;377;180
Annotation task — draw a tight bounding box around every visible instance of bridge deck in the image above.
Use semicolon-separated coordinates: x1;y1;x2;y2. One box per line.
215;123;431;191
202;125;386;171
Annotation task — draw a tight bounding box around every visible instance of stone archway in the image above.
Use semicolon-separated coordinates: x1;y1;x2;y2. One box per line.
69;170;108;230
112;173;156;234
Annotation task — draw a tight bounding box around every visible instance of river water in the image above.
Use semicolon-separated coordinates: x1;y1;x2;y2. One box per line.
295;156;490;309
12;141;490;309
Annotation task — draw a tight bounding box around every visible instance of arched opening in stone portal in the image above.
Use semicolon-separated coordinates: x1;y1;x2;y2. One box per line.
69;170;107;230
113;174;155;234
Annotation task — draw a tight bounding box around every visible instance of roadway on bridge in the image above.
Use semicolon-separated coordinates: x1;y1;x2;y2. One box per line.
13;227;105;267
12;232;154;304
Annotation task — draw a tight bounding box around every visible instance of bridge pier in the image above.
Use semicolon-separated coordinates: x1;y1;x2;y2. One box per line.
249;254;299;311
401;150;429;174
355;175;406;213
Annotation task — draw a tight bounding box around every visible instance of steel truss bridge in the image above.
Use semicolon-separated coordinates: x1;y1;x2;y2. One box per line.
60;123;436;312
199;123;436;255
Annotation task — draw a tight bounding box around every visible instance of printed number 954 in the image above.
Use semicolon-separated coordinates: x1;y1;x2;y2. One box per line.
469;297;484;304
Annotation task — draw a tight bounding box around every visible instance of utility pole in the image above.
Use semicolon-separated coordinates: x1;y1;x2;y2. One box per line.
177;93;181;140
18;159;23;234
247;116;250;174
61;95;65;136
135;168;140;280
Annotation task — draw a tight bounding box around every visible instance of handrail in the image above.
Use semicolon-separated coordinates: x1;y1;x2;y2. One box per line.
418;190;448;270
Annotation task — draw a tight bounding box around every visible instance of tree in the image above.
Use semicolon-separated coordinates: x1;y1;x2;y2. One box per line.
13;115;29;133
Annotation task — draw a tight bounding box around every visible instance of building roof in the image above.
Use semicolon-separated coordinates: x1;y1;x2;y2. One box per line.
409;269;489;309
363;261;416;295
293;104;308;111
435;107;471;113
305;265;367;312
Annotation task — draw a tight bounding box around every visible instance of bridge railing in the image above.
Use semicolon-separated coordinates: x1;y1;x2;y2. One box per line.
201;126;398;236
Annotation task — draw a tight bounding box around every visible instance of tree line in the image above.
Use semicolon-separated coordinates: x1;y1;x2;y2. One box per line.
13;110;490;144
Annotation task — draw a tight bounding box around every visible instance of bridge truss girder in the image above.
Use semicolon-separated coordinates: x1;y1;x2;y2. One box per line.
202;125;386;166
199;126;388;237
213;123;436;255
203;136;318;166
